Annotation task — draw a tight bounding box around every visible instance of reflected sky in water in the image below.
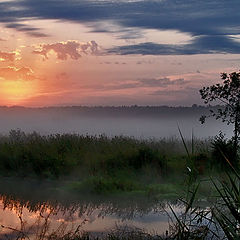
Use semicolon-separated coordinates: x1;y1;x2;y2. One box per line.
0;194;180;239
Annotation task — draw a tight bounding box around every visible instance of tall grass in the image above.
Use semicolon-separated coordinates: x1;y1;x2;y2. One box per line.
0;129;222;196
0;130;170;177
211;161;240;239
167;130;240;239
1;129;240;238
0;129;211;178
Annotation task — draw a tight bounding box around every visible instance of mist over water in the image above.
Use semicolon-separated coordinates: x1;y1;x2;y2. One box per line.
0;106;233;139
0;106;230;239
0;177;179;238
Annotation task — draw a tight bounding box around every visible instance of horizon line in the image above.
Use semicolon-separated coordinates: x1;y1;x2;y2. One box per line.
0;104;222;109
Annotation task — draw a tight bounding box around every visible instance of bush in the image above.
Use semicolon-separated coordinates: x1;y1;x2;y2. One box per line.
128;147;167;171
0;129;211;180
192;153;209;174
211;132;237;169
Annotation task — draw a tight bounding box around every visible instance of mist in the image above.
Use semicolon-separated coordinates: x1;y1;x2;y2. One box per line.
0;106;233;139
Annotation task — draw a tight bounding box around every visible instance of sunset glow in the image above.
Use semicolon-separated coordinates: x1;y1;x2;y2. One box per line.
0;0;239;106
1;80;36;103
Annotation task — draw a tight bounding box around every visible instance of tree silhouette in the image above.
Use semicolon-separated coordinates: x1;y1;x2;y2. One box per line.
199;71;240;163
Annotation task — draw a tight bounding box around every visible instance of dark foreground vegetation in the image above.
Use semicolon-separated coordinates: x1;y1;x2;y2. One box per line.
0;128;229;196
0;130;239;239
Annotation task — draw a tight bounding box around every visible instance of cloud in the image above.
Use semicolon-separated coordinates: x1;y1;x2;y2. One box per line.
108;35;240;55
138;78;187;87
33;40;100;60
100;61;127;65
0;66;36;81
0;0;240;54
6;0;236;35
98;77;188;90
5;23;49;37
0;51;16;62
151;86;199;96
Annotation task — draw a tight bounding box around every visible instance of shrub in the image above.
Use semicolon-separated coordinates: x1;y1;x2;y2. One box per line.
211;132;237;169
192;153;209;174
129;147;167;171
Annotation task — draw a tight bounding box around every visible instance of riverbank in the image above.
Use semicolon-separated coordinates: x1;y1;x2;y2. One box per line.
0;130;216;195
0;130;236;239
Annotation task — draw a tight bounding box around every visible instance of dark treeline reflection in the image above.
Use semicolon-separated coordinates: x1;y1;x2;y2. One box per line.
0;178;176;239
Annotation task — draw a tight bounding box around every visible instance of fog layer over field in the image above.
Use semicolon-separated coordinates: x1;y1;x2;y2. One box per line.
0;106;233;139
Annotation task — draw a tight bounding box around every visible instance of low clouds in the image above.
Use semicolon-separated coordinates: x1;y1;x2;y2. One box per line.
0;66;36;81
151;86;199;96
0;51;16;62
108;35;240;55
33;40;100;60
100;77;187;90
138;78;187;87
0;40;100;63
5;23;49;38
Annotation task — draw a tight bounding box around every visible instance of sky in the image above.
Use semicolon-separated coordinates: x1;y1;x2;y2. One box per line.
0;0;240;107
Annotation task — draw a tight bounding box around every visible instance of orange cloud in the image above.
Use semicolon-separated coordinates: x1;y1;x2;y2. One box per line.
0;66;36;81
33;40;100;60
0;51;15;62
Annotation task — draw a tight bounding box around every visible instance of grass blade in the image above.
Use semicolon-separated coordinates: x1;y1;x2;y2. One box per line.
178;125;190;158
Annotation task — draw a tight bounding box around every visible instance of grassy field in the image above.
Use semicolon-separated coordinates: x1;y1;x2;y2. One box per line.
0;129;232;197
0;129;239;239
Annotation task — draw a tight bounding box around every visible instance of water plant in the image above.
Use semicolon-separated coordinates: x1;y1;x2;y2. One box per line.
167;150;240;239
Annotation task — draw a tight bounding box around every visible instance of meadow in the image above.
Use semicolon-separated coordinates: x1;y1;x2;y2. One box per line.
0;129;228;197
0;129;239;239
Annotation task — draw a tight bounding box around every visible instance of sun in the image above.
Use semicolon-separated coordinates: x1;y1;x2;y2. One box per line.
0;80;37;105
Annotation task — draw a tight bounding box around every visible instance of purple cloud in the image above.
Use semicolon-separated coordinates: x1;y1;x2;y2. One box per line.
33;40;100;60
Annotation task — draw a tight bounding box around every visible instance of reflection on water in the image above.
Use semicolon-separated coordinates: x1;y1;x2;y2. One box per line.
0;191;180;239
0;177;224;239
